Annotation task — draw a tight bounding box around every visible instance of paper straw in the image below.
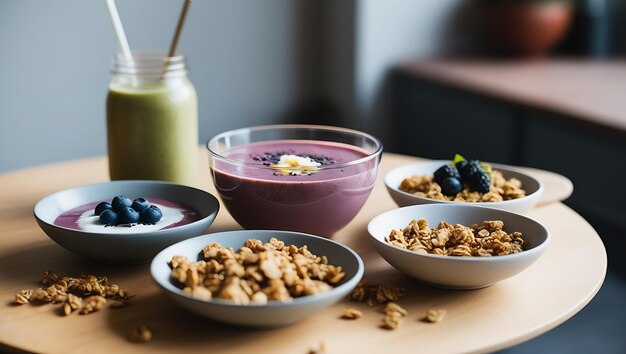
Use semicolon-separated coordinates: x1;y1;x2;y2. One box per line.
104;0;133;64
167;0;193;58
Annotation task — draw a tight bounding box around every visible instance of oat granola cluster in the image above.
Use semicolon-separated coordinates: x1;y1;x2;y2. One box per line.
399;169;526;202
14;271;131;315
341;307;363;320
349;282;408;329
350;281;405;307
382;302;408;330
425;309;447;323
168;238;346;305
129;325;153;343
347;282;446;330
387;219;525;257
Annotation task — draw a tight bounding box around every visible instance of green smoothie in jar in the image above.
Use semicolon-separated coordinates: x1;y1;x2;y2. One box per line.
106;51;198;185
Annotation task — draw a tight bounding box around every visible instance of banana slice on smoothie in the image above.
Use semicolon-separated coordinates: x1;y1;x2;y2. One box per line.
271;154;321;176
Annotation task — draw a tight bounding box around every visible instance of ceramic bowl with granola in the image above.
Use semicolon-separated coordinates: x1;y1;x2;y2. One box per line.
367;204;549;289
385;159;543;214
150;230;364;327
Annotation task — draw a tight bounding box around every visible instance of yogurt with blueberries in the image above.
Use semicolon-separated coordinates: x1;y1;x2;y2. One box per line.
54;197;200;234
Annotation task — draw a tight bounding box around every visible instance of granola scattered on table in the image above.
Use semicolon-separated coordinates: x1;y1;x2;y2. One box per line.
386;219;525;257
350;281;405;307
341;307;362;320
381;302;408;330
168;237;346;304
425;309;447;323
129;324;153;343
14;271;131;316
349;282;413;330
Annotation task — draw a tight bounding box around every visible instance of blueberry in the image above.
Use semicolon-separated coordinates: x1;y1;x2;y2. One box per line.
94;202;112;216
111;196;132;212
118;207;140;224
468;172;491;193
99;209;119;225
456;159;468;171
140;205;162;224
434;164;461;185
441;177;462;196
456;159;486;184
131;198;150;213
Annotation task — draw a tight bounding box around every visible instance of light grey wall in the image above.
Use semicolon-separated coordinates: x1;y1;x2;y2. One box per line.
353;0;467;145
0;0;319;172
0;0;465;173
314;0;468;142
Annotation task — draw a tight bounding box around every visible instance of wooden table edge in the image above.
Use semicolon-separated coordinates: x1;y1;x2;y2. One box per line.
0;153;609;354
478;239;607;353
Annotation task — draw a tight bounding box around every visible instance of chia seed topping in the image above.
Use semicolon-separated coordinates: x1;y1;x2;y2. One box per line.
250;151;335;167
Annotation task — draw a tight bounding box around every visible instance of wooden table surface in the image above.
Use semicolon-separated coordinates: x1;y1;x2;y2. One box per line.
0;153;606;354
397;60;626;132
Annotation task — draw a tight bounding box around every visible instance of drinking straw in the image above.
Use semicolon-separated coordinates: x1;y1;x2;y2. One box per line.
104;0;134;65
167;0;193;59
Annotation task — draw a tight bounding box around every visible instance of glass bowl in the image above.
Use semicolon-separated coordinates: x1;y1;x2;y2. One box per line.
207;124;382;236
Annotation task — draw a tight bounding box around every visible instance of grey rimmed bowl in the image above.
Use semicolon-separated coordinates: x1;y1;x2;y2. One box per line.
150;230;364;327
34;180;220;264
385;160;544;214
368;204;549;290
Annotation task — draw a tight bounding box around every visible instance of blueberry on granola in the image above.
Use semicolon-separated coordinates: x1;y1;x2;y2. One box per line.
457;160;483;182
467;171;491;194
441;177;462;196
434;164;461;185
455;157;492;193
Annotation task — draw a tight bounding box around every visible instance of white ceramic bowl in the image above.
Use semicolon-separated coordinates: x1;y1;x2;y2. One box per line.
151;230;364;327
385;160;544;213
367;204;549;289
34;181;220;264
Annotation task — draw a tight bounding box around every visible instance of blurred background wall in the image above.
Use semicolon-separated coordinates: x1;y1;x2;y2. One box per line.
0;0;311;172
0;0;470;172
1;0;625;172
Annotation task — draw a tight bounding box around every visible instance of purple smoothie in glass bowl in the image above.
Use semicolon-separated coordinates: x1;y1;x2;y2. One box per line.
207;125;383;236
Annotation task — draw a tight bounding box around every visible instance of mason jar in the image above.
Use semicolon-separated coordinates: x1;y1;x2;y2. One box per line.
106;51;198;185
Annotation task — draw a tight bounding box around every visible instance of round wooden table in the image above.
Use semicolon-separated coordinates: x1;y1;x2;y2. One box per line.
0;153;606;354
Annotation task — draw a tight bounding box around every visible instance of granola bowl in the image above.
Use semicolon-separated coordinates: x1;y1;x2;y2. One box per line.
150;230;364;327
385;160;543;214
367;204;549;290
34;181;220;264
